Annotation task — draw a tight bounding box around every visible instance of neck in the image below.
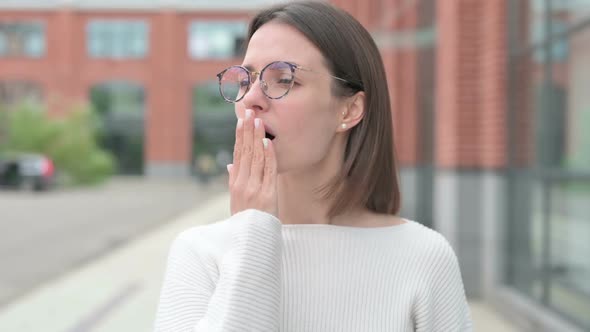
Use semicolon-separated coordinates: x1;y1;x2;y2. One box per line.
277;173;370;226
277;134;367;226
277;171;331;225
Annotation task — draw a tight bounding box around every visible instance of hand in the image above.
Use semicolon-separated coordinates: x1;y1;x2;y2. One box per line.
227;109;278;217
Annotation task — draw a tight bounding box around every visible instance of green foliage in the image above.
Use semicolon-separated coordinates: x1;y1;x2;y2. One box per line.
0;101;115;185
0;107;9;149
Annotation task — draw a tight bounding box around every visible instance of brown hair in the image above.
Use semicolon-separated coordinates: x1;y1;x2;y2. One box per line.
247;1;401;218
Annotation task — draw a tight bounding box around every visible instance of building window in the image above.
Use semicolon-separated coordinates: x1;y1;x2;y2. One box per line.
191;81;235;180
89;81;145;174
0;81;43;108
0;22;45;58
87;20;149;59
188;21;247;60
507;0;590;330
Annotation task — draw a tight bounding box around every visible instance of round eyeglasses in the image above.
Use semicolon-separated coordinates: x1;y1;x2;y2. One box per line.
216;61;359;103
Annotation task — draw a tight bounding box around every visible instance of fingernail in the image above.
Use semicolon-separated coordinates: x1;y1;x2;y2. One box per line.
255;118;261;128
262;138;269;149
227;164;233;172
237;119;243;129
245;109;252;119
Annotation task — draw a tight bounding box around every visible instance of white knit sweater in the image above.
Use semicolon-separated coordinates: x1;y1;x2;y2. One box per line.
154;209;472;332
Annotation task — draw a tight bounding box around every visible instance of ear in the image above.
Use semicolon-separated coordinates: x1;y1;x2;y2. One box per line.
338;91;365;132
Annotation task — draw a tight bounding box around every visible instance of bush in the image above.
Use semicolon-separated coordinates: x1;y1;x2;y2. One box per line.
0;101;115;185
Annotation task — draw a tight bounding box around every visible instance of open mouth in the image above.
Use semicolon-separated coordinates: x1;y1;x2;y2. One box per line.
265;132;276;141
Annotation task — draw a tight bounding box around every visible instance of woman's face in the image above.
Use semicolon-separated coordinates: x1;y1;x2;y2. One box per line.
236;22;345;174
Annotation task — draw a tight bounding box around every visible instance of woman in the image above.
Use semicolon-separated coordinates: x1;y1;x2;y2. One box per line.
155;1;472;331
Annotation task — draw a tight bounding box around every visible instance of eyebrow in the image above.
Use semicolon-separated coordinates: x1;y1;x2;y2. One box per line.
241;61;303;72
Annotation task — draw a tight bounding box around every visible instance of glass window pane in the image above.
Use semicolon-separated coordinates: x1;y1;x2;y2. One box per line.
523;15;590;173
112;22;125;58
0;22;45;58
135;22;148;57
191;81;235;178
548;183;590;328
89;81;145;174
87;20;148;59
529;0;547;45
566;29;590;172
188;21;247;60
0;33;6;54
508;2;590;330
552;0;590;27
87;22;102;57
25;29;44;58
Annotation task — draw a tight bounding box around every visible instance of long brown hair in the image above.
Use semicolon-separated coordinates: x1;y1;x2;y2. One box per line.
247;1;401;218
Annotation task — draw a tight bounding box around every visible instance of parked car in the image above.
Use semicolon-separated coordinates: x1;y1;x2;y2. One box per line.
0;153;55;191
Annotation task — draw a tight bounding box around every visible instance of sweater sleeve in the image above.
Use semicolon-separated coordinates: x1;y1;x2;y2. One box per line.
154;209;283;332
414;238;473;332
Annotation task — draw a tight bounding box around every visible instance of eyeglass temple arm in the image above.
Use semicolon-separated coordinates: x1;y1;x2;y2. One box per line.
296;65;358;87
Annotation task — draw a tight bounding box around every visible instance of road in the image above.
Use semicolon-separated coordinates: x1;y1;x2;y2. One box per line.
0;176;227;308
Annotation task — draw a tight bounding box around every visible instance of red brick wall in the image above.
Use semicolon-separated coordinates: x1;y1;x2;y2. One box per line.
436;0;508;169
336;0;421;166
344;0;511;169
1;0;513;171
0;11;60;112
0;9;248;167
392;0;420;166
479;0;508;168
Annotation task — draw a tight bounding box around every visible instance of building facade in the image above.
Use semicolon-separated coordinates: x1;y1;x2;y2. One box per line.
0;1;255;176
1;0;589;330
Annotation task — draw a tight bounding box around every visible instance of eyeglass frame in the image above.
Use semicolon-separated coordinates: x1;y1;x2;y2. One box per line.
215;60;362;103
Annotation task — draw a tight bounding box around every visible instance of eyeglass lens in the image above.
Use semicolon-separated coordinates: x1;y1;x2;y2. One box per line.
218;61;295;102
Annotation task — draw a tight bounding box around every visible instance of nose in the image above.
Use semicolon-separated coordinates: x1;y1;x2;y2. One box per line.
240;74;268;114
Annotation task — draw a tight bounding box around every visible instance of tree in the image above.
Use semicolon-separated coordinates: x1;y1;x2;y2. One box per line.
0;101;115;185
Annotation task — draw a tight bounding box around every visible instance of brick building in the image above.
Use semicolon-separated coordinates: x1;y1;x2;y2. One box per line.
1;0;589;330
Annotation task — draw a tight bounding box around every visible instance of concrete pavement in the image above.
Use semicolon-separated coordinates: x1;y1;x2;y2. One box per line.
0;176;226;308
0;192;520;332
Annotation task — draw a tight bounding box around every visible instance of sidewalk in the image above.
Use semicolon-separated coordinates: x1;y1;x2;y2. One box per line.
0;193;520;332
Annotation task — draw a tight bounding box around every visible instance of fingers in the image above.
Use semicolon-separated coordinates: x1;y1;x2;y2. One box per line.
230;117;243;187
247;117;266;188
228;108;278;216
236;109;254;184
261;137;277;193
